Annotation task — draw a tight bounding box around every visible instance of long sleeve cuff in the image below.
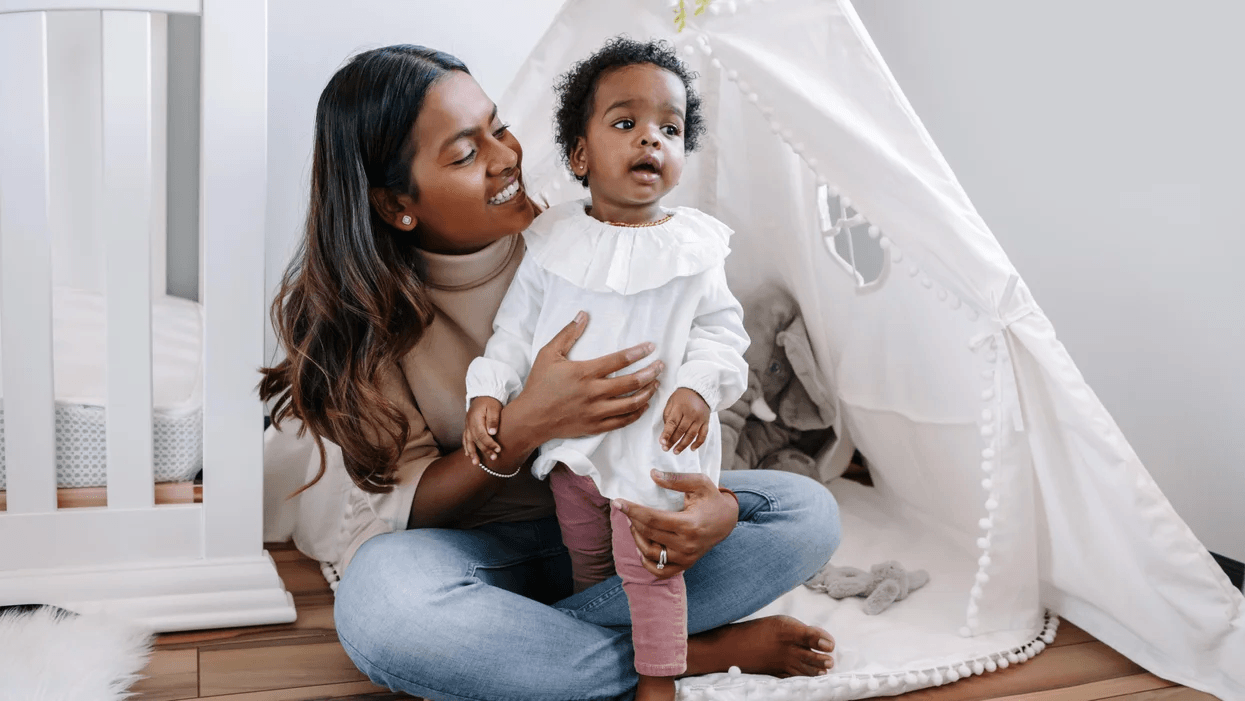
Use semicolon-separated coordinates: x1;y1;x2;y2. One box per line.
675;364;724;412
465;356;523;411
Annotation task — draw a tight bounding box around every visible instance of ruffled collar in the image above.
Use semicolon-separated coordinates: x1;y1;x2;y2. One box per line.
417;233;522;292
521;199;732;295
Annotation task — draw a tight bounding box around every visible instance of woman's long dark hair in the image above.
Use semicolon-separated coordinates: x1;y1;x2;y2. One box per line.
259;46;469;494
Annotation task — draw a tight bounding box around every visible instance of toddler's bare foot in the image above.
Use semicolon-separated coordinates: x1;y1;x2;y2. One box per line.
685;615;835;678
636;674;676;701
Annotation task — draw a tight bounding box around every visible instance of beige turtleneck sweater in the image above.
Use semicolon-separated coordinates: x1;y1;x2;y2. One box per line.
263;234;556;578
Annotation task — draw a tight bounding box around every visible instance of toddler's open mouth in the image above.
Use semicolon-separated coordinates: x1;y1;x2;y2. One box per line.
630;155;662;181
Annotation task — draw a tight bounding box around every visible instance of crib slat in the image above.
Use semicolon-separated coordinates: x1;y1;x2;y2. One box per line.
0;12;59;515
102;10;155;508
47;10;105;294
200;0;267;558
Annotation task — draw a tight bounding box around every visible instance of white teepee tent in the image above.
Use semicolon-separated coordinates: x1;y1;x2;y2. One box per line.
501;1;1245;698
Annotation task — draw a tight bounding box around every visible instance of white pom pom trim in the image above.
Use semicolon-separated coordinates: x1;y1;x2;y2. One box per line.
668;613;1050;699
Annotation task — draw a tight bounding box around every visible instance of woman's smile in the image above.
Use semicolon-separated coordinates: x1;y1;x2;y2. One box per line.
489;176;524;205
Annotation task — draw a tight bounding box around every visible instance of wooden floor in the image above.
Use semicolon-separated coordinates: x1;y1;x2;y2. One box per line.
131;543;1218;701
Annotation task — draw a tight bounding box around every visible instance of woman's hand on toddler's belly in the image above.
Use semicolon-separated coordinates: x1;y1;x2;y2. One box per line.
612;469;738;579
512;311;665;442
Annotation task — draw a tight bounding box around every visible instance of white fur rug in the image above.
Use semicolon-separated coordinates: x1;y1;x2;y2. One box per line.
0;606;153;701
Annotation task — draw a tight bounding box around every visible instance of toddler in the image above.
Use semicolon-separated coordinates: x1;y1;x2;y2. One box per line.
463;37;748;700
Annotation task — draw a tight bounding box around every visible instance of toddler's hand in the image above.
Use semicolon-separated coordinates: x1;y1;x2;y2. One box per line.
464;397;503;466
661;388;710;455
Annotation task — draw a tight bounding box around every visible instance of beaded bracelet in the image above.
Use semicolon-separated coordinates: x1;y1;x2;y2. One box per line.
478;458;523;479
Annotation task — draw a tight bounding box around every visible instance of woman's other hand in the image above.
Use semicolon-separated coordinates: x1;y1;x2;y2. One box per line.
613;470;739;579
510;311;664;443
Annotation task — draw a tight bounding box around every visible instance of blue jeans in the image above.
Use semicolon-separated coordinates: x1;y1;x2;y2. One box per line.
334;470;841;701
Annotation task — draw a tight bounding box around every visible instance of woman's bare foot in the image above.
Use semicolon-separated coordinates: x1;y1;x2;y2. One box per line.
636;674;676;701
684;615;835;678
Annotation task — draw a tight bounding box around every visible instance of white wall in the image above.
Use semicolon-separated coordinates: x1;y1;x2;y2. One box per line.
852;0;1244;562
263;0;565;367
167;12;200;301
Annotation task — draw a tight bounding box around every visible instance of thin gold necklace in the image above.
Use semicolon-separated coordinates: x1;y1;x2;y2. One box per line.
586;206;674;228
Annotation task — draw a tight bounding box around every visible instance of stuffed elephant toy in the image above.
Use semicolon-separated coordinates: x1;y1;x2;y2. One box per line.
719;286;838;478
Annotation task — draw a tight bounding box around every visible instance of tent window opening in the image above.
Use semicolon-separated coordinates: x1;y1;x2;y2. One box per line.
818;183;886;286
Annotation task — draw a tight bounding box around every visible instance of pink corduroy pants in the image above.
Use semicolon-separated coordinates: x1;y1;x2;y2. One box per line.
548;465;688;677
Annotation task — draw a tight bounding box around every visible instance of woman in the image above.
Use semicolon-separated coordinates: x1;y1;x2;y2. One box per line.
261;44;841;700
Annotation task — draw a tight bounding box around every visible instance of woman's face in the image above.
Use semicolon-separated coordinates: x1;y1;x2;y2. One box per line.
395;72;536;254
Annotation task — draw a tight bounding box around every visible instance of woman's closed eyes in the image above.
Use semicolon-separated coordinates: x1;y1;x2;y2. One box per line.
452;123;513;166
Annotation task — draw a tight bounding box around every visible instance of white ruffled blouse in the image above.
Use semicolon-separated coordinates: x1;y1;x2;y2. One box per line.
465;200;749;511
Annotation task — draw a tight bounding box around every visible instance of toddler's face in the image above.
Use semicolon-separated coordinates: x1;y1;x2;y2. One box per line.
573;63;687;209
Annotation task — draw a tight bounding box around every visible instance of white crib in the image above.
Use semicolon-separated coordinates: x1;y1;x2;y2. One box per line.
0;0;295;632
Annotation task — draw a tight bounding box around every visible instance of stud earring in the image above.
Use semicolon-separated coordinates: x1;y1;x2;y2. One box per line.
401;215;412;226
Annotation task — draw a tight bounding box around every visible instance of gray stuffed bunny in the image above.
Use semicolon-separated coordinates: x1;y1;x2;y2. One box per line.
805;560;931;615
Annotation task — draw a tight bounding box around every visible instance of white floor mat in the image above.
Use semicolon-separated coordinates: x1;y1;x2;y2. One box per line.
679;479;1054;699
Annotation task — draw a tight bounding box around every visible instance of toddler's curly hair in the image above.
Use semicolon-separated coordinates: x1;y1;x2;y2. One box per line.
553;36;706;186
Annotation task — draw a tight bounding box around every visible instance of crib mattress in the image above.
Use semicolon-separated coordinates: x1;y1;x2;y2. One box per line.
0;287;203;489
